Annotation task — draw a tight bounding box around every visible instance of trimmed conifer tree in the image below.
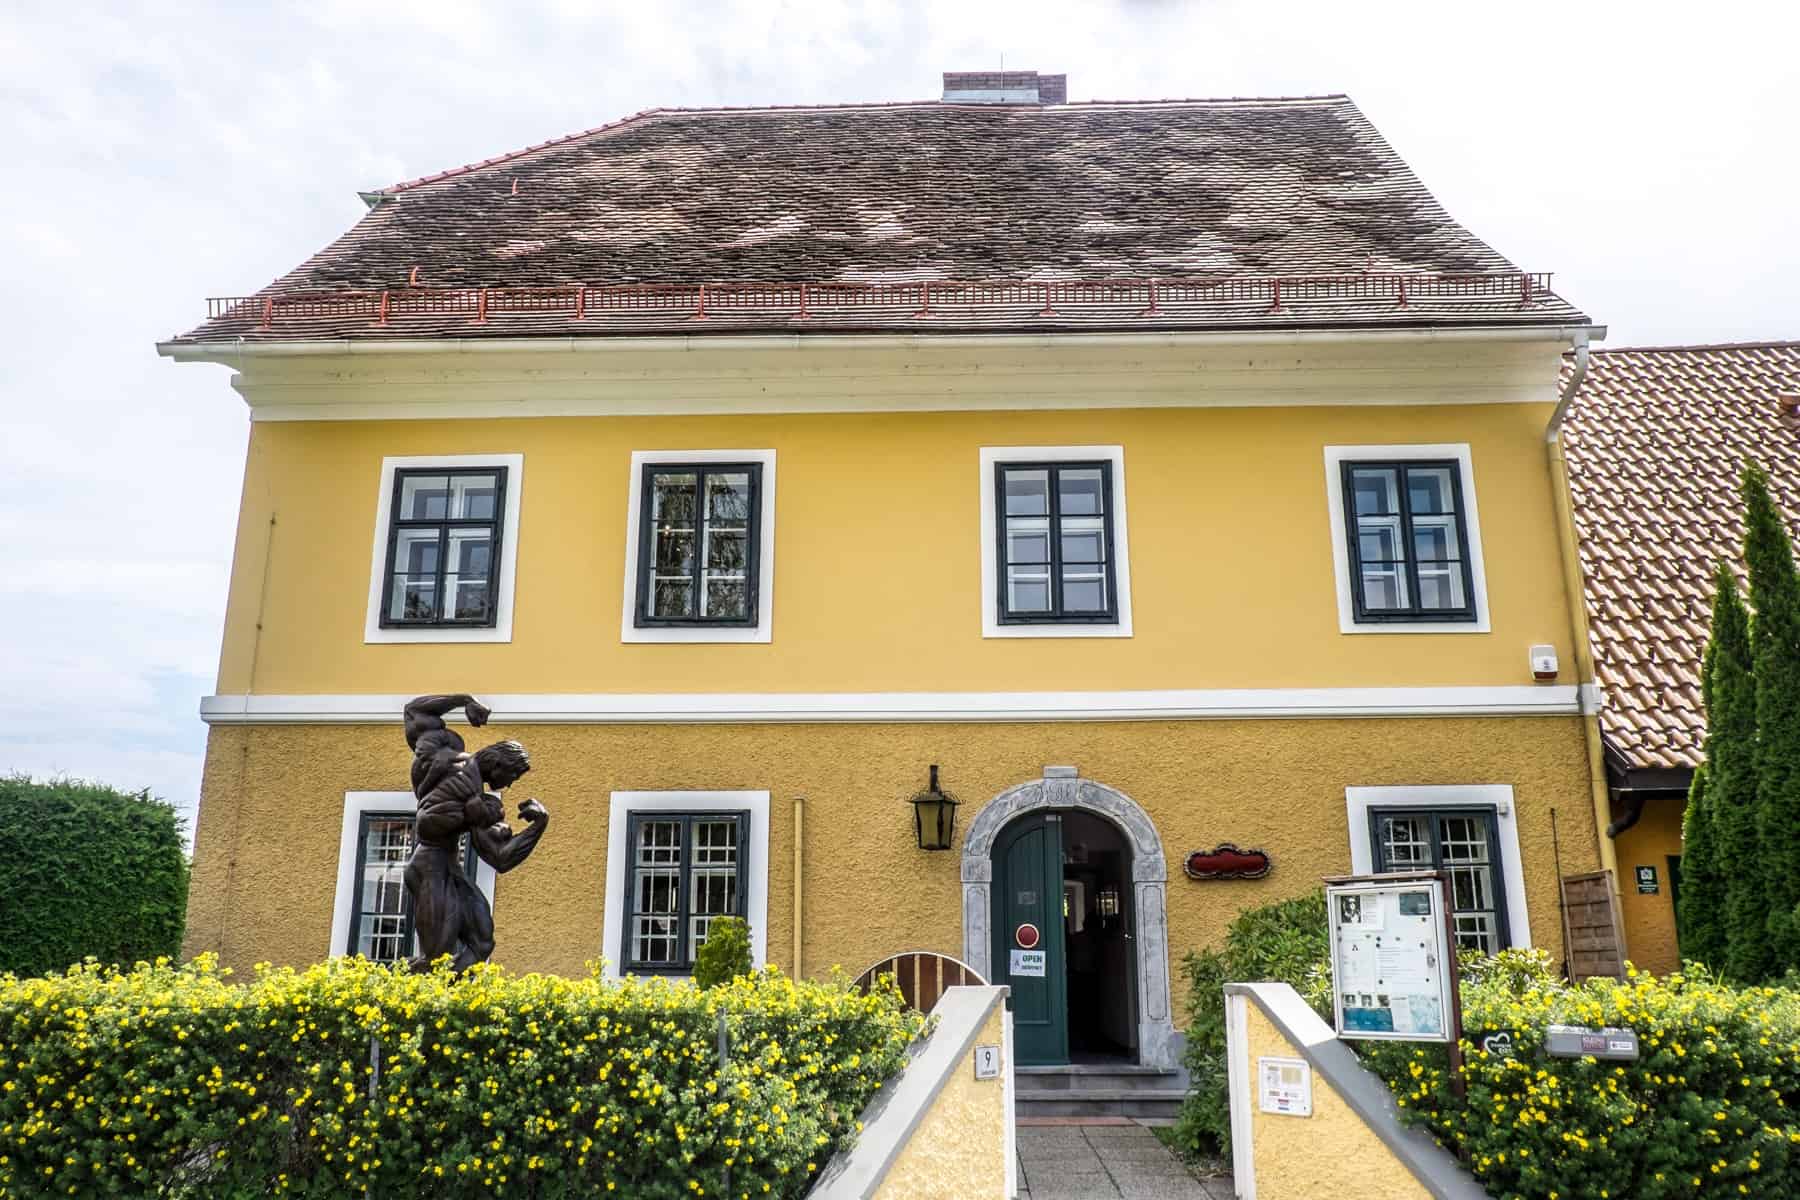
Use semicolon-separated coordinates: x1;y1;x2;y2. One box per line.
1678;571;1732;968
1677;764;1725;967
1705;563;1766;981
1742;464;1800;972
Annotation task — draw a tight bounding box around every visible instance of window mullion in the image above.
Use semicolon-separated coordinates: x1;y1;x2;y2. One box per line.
625;816;642;970
1452;480;1475;617
676;815;694;968
1100;461;1117;620
692;470;710;621
1396;466;1423;618
1486;815;1510;945
735;812;749;918
1341;464;1367;621
1047;468;1066;617
487;472;507;605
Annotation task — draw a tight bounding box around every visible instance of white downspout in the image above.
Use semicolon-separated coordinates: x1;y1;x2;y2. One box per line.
1545;333;1591;443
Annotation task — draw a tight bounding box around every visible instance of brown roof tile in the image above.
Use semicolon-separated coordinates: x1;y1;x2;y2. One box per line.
1562;342;1800;771
170;95;1588;343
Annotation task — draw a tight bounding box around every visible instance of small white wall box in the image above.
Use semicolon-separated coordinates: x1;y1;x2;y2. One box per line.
973;1044;1003;1080
1529;644;1559;681
1257;1056;1312;1116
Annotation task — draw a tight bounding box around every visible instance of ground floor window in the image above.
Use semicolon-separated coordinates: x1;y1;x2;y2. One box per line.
1369;806;1511;953
622;810;749;972
338;803;478;963
604;790;770;978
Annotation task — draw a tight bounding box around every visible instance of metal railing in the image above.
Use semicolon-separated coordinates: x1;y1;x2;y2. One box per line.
202;271;1558;331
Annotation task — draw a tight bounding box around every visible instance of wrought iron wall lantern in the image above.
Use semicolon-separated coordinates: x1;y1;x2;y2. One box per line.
910;764;961;851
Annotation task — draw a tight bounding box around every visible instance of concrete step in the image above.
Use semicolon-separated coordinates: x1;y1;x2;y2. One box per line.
1015;1091;1187;1120
1014;1064;1188;1121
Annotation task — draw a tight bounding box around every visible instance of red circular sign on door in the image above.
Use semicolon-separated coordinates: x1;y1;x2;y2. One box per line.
1015;923;1041;950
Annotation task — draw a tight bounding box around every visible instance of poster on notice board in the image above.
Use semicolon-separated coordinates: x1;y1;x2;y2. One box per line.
1325;875;1456;1044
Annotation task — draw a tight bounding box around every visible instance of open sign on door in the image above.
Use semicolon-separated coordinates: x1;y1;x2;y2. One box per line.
1010;949;1047;977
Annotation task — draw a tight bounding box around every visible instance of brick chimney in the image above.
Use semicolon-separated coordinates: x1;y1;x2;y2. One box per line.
942;70;1066;105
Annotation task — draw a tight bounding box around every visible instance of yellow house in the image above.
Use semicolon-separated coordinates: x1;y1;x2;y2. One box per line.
161;71;1610;1107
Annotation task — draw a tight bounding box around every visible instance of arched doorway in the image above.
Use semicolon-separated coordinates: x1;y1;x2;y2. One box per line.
961;767;1178;1070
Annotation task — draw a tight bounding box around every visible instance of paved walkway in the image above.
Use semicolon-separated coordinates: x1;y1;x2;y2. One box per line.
1016;1122;1233;1199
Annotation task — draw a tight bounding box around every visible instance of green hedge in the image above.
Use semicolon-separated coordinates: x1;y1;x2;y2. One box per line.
0;776;188;977
1170;889;1330;1154
1367;959;1800;1200
0;957;923;1198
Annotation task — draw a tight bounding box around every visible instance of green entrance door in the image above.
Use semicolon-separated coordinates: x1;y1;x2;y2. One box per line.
993;812;1068;1065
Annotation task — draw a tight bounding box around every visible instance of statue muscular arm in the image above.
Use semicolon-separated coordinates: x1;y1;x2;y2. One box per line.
472;799;550;874
403;694;491;750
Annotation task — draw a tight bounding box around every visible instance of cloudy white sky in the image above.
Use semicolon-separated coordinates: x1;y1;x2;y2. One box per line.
2;1;1797;836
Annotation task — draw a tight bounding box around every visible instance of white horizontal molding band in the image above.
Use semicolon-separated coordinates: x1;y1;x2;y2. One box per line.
234;385;1556;423
200;684;1596;725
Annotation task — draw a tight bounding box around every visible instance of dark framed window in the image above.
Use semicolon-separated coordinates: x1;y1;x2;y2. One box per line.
345;812;478;964
995;461;1118;624
622;810;749;973
1369;806;1511;954
634;464;762;627
1341;461;1476;623
379;467;507;628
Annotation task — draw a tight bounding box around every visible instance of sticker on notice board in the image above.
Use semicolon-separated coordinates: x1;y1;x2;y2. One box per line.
1010;949;1046;977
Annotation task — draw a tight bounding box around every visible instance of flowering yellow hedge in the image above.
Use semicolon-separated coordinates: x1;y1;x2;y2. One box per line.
0;956;923;1198
1368;954;1800;1200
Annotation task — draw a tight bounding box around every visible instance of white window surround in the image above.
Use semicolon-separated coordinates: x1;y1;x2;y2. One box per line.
1344;784;1530;949
328;791;498;958
978;445;1133;638
620;450;777;643
602;790;770;978
1323;443;1491;634
363;453;525;644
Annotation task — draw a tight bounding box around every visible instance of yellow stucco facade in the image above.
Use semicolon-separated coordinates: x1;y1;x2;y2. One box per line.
871;999;1009;1200
1615;798;1685;975
215;397;1581;696
1237;1000;1433;1200
184;715;1601;978
175;331;1616;1015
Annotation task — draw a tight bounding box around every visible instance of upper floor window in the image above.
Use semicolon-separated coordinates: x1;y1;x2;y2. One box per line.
1341;461;1474;622
1324;445;1489;634
364;454;524;645
996;462;1118;623
979;446;1133;638
380;468;507;628
635;464;763;628
620;450;777;644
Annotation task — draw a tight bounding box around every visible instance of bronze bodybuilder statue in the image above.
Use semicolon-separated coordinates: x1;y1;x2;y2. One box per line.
402;694;549;971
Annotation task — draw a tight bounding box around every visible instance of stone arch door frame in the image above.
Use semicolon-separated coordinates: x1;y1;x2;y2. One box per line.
961;766;1179;1070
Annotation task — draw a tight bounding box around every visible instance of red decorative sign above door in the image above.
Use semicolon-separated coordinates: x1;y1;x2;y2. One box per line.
1184;844;1272;880
1015;922;1041;949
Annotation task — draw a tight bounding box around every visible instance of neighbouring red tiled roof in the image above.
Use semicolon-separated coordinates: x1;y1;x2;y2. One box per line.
170;94;1588;343
1562;342;1800;771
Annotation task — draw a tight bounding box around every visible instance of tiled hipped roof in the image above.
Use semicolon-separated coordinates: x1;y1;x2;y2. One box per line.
172;95;1587;342
1562;343;1800;771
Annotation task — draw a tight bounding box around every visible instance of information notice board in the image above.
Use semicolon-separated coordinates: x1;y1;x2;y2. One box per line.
1325;874;1457;1043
